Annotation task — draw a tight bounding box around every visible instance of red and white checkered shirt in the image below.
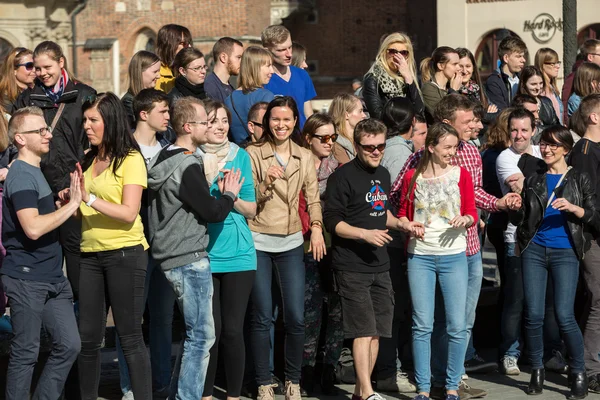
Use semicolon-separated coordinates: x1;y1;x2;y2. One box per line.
390;141;500;256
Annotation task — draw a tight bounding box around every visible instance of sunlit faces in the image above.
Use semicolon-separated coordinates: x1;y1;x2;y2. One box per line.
227;44;244;76
525;75;544;97
189;104;209;146
543;59;561;79
429;133;458;166
269;37;293;67
143;101;170;131
522;101;540;121
206;107;230;145
510;117;534;154
386;42;409;72
14;53;36;88
504;51;526;74
268;106;297;144
347;99;367;130
589;46;600;67
142;61;161;89
440;52;460;80
260;60;275;85
471;118;484;139
15;114;52;154
183;57;207;85
307;124;336;158
458;56;474;85
34;53;65;88
449;109;476;142
411;121;427;151
356;132;386;169
83;107;105;147
540;136;568;166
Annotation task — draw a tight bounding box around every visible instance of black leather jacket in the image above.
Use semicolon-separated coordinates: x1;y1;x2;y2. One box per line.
362;72;425;119
509;168;600;260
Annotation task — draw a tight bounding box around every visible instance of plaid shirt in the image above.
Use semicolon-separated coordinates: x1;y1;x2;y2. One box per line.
390;141;499;256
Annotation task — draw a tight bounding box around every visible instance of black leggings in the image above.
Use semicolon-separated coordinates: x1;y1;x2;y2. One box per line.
77;245;151;400
203;270;256;397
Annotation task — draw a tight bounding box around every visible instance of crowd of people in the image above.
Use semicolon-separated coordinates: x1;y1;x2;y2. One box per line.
1;20;600;400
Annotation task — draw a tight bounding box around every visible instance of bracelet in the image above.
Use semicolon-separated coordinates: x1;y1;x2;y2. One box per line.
86;193;97;207
311;221;322;229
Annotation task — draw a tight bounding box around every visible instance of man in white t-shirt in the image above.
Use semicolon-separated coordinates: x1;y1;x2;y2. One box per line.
496;107;566;377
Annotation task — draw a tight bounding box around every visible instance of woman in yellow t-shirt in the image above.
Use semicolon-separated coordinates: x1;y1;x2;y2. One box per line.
76;92;151;399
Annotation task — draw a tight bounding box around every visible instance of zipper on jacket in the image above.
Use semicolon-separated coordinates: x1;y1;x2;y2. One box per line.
520;187;545;254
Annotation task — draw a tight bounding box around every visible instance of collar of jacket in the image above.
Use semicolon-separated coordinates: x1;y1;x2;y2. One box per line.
258;140;304;176
30;79;80;105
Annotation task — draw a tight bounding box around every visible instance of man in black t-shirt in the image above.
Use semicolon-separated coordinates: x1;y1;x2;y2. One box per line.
2;107;82;400
324;119;422;400
569;94;600;392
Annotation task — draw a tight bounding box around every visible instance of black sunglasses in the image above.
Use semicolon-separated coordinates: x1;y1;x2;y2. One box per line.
387;48;410;58
16;62;34;71
312;133;338;144
357;142;386;153
250;121;263;128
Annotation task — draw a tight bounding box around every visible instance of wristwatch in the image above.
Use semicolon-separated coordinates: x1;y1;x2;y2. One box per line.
86;194;97;207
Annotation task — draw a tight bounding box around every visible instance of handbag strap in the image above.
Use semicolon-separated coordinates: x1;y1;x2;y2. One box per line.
546;166;572;208
230;93;251;137
50;103;66;132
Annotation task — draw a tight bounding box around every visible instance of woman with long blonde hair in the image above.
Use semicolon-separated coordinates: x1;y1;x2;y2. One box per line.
363;32;424;119
328;93;366;164
535;48;564;124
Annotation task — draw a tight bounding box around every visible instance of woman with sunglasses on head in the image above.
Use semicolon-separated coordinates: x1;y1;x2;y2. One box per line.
70;92;151;399
168;47;208;104
510;126;599;399
246;96;325;400
420;47;462;124
0;47;36;114
122;50;161;130
535;48;564;125
396;123;478;400
328;93;366;164
155;24;193;93
196;99;257;400
517;66;560;129
363;32;424;120
299;113;344;396
225;46;275;145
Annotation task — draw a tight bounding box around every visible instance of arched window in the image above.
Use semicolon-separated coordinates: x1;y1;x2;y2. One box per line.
133;28;156;53
0;38;13;61
578;23;600;45
475;29;525;80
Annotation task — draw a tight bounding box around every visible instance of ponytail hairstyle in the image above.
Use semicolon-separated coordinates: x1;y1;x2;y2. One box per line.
0;47;33;105
406;123;459;195
127;50;161;96
455;47;489;109
420;46;458;83
380;97;414;138
33;41;77;81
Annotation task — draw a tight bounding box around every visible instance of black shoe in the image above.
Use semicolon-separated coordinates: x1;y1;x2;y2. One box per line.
272;375;285;395
464;354;497;374
567;372;588;399
300;366;315;396
589;374;600;394
527;368;544;395
321;363;338;395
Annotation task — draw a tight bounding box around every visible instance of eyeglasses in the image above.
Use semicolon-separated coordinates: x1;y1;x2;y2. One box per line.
18;126;52;136
16;62;34;71
544;61;562;67
539;141;563;150
357;142;386;153
185;121;208;127
187;65;208;72
311;133;338;144
387;48;410;58
250;121;263;128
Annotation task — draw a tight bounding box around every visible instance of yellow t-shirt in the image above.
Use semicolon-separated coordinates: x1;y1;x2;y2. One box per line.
80;151;149;252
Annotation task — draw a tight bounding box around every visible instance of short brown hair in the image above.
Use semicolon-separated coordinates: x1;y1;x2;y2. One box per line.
171;97;205;136
353;118;387;144
498;36;527;60
579;93;600;127
248;101;269;122
212;37;243;64
433;93;475;123
261;25;291;48
172;48;204;78
581;39;600;59
8;106;44;143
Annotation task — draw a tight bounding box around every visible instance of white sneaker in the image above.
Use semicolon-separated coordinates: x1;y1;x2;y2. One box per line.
461;373;469;380
501;356;520;375
376;370;416;393
365;393;387;400
121;391;134;400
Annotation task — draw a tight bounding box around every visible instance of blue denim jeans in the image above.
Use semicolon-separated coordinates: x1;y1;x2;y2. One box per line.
499;242;524;359
408;252;468;393
522;242;585;372
164;257;215;400
118;255;176;394
250;245;305;385
432;252;481;382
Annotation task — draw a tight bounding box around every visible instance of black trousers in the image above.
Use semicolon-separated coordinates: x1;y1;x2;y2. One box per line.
77;245;151;400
